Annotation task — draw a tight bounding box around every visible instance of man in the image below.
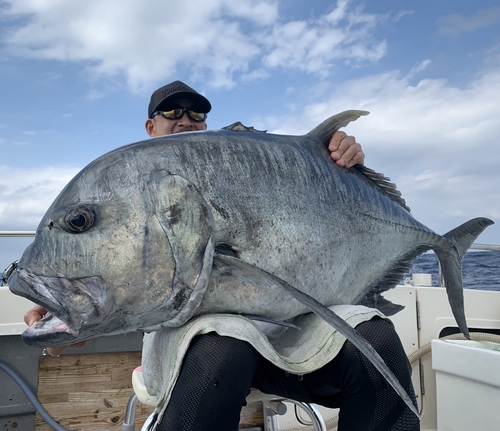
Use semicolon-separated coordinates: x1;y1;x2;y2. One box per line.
144;81;365;168
25;81;418;431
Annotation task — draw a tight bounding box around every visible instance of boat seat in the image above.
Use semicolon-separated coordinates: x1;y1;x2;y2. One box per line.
122;366;327;431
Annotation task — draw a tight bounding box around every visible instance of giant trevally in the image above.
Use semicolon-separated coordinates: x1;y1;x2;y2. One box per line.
8;110;493;417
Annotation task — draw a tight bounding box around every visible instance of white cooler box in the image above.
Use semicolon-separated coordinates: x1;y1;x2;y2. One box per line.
432;339;500;431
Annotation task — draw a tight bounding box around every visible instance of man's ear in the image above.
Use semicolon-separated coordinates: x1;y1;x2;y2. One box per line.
145;118;157;137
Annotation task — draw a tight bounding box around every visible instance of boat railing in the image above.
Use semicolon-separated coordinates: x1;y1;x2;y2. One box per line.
469;243;500;251
1;231;499;286
0;231;36;237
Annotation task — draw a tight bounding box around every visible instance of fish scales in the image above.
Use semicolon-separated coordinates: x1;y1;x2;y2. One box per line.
8;110;493;418
10;110;493;337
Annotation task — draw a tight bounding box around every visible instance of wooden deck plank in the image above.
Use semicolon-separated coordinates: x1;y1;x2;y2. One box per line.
35;352;263;430
36;352;153;431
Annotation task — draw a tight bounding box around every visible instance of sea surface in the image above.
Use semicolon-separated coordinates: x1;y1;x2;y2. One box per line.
405;250;500;292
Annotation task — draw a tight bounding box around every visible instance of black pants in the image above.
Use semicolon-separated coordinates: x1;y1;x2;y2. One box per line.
156;317;419;431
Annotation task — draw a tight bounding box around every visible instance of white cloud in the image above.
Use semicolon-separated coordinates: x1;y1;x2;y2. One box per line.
259;65;500;243
396;169;500;240
268;67;500;157
437;6;500;36
1;0;387;91
1;1;498;246
394;10;414;23
0;165;80;229
86;89;104;101
407;59;431;78
261;2;386;75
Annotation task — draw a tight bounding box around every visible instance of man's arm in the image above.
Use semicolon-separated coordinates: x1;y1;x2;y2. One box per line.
329;131;365;168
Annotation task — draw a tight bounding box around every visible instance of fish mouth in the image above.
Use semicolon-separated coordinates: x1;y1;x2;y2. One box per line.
23;310;79;347
8;268;110;347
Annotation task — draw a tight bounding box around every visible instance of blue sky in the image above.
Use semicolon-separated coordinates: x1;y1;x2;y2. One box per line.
1;0;500;270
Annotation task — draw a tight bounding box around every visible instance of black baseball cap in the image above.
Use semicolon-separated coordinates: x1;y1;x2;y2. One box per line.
148;80;212;118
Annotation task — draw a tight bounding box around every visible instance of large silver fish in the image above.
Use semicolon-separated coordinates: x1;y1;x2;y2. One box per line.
8;111;492;417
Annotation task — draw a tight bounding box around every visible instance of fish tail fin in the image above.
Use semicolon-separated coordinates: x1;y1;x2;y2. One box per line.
306;110;369;144
434;217;494;339
442;217;494;258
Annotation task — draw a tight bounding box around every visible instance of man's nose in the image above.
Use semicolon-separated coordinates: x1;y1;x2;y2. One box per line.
178;112;194;125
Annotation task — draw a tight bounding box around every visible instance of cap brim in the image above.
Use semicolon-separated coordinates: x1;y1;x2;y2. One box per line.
152;91;211;116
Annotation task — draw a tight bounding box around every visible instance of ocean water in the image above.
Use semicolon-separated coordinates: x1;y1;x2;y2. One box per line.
406;250;500;292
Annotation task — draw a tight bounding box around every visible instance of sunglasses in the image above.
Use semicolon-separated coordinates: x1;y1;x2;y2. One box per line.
152;107;207;122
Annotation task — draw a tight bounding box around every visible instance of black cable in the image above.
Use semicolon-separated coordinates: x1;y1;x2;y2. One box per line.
0;358;68;431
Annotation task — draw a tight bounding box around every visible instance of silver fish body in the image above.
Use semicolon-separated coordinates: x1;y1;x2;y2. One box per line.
9;110;493;417
9;110;492;345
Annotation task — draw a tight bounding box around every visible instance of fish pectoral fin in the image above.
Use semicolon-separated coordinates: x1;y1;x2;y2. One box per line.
146;171;214;326
213;255;419;419
147;172;214;287
357;293;405;316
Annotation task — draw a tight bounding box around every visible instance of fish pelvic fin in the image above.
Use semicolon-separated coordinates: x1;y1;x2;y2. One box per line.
435;217;494;339
306;110;369;145
213;255;419;419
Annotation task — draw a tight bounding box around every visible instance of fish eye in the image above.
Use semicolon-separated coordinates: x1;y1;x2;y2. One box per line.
64;206;95;233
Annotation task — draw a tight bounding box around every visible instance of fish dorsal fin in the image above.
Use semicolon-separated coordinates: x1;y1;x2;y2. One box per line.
354;165;411;212
306;110;370;144
222;122;267;133
307;110;410;212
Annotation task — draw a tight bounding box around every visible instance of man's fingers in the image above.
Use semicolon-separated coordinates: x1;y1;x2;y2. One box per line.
46;341;87;357
46;347;67;357
328;131;348;152
24;305;48;326
339;143;365;168
330;143;364;167
328;131;364;168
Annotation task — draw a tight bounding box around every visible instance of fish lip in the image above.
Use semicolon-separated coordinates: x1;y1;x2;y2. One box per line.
9;268;109;346
9;268;73;324
22;312;79;347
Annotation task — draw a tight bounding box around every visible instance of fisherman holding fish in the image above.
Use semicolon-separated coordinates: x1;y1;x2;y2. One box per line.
24;81;419;431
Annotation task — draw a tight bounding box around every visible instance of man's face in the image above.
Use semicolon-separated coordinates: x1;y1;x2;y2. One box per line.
145;98;208;137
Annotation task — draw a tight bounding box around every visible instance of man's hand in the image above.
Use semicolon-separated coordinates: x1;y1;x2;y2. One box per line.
328;131;365;168
24;305;86;357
